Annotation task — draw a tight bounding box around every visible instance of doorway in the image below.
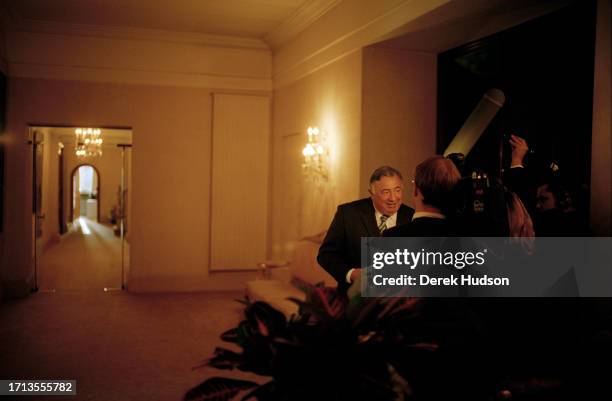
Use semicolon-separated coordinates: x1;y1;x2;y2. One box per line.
31;126;133;292
71;165;100;223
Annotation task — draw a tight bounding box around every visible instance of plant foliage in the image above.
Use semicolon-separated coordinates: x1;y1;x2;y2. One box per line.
186;282;612;400
185;280;436;401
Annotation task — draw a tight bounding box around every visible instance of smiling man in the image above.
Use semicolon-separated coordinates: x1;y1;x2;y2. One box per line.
317;166;414;294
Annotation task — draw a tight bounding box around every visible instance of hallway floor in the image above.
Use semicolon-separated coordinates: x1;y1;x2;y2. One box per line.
1;217;261;400
0;291;253;400
38;217;128;291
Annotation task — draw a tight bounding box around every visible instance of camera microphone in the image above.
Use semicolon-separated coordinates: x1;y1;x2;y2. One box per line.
444;88;506;158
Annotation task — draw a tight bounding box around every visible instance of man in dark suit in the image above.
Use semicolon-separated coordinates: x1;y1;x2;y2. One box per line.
317;166;414;293
385;155;461;237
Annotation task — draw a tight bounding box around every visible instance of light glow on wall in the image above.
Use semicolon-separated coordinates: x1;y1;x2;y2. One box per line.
302;126;329;180
321;111;339;180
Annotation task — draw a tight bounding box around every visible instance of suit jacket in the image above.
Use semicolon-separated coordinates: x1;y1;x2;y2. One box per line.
317;198;414;292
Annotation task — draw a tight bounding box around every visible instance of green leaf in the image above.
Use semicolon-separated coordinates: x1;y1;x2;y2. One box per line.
380;298;422;320
220;327;239;343
204;347;244;370
245;302;287;337
184;377;258;401
387;363;412;401
240;380;275;401
352;299;383;328
289;279;348;320
287;298;329;321
234;297;251;307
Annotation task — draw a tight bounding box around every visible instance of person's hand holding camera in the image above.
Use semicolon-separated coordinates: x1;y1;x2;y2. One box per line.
509;134;529;167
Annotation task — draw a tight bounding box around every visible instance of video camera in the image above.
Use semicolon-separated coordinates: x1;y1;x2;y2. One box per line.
447;153;509;236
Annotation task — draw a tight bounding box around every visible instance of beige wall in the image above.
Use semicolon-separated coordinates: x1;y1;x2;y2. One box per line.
1;78;232;292
360;46;437;203
590;0;611;235
270;50;363;260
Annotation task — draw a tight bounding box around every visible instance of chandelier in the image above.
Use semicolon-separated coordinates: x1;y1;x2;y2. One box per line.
75;128;103;157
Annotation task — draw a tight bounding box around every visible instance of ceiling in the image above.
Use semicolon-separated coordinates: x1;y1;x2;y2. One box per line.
3;1;568;54
4;0;337;44
374;0;570;53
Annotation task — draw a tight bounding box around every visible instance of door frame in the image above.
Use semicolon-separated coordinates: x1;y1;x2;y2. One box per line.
58;143;67;234
31;129;45;292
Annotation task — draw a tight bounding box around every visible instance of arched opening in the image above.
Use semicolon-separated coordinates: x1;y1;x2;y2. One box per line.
70;164;101;223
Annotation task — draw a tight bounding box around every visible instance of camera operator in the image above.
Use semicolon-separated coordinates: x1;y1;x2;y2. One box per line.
534;175;588;236
505;134;588;236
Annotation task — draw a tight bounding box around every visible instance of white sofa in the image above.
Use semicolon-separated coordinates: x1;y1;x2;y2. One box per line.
245;232;335;317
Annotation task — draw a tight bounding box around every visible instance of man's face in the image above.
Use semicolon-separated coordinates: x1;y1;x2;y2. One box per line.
536;184;556;212
369;175;403;216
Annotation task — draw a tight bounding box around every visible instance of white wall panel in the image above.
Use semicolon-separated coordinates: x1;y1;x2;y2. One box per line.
210;94;270;270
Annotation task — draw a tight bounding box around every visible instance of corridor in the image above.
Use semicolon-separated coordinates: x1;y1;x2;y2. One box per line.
1;219;256;400
38;217;128;291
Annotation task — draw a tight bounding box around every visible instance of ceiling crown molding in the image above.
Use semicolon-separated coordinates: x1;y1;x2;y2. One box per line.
265;0;342;49
12;20;269;50
1;2;269;50
10;62;272;92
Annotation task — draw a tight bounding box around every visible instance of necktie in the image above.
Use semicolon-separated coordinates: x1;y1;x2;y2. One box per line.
378;215;389;234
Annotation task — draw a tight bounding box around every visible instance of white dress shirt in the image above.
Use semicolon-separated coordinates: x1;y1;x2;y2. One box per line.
346;209;398;283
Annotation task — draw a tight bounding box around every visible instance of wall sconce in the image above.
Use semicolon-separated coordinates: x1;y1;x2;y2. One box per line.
302;126;329;179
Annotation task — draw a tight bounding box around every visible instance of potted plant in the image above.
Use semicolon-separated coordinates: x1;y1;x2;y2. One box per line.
185;281;440;401
186;282;611;401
